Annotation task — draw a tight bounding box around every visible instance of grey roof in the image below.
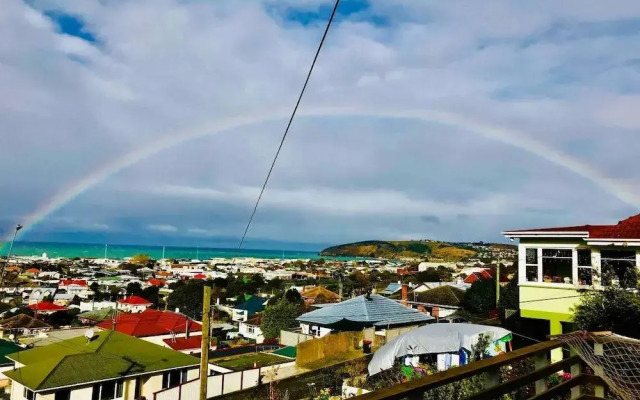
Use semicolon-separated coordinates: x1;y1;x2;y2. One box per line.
296;294;434;327
381;283;402;295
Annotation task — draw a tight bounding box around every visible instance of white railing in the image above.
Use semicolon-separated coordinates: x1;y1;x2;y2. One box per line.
153;368;262;400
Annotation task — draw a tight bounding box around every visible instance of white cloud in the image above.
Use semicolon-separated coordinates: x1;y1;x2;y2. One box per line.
147;224;178;233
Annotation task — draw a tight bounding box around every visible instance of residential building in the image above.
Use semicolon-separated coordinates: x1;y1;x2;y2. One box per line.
162;335;216;354
238;313;265;344
27;288;56;305
300;286;340;304
231;296;268;322
0;314;51;337
503;213;640;361
77;308;117;325
27;302;67;315
296;293;434;338
97;309;202;347
5;330;199;400
116;296;152;313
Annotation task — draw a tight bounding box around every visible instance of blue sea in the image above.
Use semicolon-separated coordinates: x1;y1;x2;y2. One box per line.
0;241;330;261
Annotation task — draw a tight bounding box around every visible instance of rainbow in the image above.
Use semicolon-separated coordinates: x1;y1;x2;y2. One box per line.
7;106;640;242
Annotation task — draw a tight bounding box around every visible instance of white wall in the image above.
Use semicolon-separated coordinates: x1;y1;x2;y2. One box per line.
300;323;332;338
238;322;264;344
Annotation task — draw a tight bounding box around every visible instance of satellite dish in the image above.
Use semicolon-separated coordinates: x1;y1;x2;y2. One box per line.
84;329;95;342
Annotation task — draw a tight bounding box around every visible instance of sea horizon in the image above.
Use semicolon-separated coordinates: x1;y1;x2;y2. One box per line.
0;240;333;261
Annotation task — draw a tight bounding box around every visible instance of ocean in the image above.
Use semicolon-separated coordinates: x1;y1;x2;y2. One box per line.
0;241;329;261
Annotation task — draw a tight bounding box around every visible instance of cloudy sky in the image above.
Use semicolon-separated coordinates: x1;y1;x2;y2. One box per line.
2;0;640;250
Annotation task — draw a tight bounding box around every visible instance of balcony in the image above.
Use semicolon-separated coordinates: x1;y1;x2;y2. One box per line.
351;333;618;400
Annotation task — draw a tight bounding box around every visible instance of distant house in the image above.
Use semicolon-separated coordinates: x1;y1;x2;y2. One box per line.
238;313;265;344
147;278;166;287
300;286;340;304
117;295;153;313
58;279;88;291
97;309;202;347
53;293;76;307
77;307;117;325
27;288;56;305
4;330;199;400
0;314;52;336
232;296;268;322
23;268;40;277
296;294;434;338
381;282;402;296
162;335;216;354
28;301;67;315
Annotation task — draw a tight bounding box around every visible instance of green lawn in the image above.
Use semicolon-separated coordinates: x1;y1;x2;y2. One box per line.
212;353;290;371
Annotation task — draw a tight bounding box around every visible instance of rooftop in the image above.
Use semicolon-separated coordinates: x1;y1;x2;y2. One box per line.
504;213;640;240
117;295;152;305
297;294;434;328
4;330;199;391
97;309;201;337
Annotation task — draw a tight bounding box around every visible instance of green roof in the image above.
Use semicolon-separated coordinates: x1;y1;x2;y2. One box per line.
0;339;22;366
272;346;296;359
77;307;116;322
5;330;199;391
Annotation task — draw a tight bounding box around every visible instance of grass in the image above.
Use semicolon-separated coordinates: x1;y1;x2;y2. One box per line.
212;353;290;371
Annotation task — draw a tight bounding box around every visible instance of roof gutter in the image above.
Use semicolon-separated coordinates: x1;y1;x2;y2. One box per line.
502;231;589;239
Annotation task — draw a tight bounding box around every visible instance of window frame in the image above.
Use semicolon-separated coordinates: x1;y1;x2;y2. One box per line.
92;379;124;400
524;248;540;283
541;248;574;284
576;249;594;286
162;368;189;389
24;388;35;400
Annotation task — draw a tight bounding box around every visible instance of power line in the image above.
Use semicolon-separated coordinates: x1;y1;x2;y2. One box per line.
236;0;341;252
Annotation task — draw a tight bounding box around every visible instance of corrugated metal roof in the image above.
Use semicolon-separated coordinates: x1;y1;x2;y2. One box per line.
296;294;433;327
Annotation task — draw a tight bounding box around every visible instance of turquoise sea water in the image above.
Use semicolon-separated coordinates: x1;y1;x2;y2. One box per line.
0;241;329;261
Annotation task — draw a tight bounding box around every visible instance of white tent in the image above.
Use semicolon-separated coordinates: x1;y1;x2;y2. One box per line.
368;323;511;375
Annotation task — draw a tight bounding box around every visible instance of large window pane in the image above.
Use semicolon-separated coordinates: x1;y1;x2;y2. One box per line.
542;249;572;284
101;382;115;400
55;390;71;400
526;248;538;264
578;267;593;286
525;265;538;282
577;249;592;266
601;250;637;288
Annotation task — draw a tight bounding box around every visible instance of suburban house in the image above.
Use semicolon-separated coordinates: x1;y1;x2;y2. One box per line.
27;302;67;315
117;296;152;313
300;286;340;304
4;330;199;400
503;213;640;361
162;335;217;354
0;314;52;337
231;296;268;322
97;309;202;347
296;293;434;338
27;288;56;305
380;282;402;296
77;308;117;325
238;313;265;344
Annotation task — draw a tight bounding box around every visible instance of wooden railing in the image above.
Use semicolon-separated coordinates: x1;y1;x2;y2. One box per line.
353;340;608;400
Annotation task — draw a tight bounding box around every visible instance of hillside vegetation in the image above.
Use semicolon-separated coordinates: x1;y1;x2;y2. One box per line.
320;240;477;261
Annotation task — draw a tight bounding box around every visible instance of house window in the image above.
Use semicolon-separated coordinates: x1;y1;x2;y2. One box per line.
542;249;573;284
162;368;189;389
55;390;71;400
92;379;124;400
525;248;539;282
23;388;35;400
577;249;593;286
601;250;637;288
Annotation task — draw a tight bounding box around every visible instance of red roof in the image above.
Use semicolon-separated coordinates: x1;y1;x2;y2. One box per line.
28;302;67;311
25;268;40;274
162;335;214;351
147;278;165;286
97;309;202;337
506;214;640;239
193;274;207;280
59;279;87;287
118;295;152;305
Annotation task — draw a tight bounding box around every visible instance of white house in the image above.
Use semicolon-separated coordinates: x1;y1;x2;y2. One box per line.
116;296;152;313
238;314;265;344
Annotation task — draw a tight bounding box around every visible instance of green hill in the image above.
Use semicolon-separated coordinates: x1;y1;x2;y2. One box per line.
320;240;476;261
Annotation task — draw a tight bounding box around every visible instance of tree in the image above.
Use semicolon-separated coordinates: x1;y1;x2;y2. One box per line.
463;278;496;315
285;288;303;305
126;282;143;296
261;297;304;339
141;286;161;307
265;278;284;292
130;254;151;265
498;277;519;311
167;280;207;319
573;286;640;338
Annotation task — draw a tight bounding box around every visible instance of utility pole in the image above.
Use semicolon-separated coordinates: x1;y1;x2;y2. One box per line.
0;224;23;289
199;285;211;400
496;260;500;307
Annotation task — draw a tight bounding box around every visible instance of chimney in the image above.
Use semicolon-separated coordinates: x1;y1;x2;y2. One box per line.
401;283;408;305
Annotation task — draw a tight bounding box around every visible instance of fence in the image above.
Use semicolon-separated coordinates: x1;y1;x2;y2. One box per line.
208;343;280;359
153;368;262;400
297;331;363;366
280;329;314;347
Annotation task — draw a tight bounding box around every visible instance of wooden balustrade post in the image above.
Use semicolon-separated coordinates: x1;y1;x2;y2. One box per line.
569;348;582;399
593;342;605;398
534;352;549;394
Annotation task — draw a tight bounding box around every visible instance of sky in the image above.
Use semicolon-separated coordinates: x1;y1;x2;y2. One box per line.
2;0;640;251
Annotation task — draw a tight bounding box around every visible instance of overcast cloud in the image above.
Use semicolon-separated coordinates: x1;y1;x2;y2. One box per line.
1;0;640;250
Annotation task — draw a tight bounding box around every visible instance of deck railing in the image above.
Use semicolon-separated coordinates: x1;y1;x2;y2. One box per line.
353;339;608;400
